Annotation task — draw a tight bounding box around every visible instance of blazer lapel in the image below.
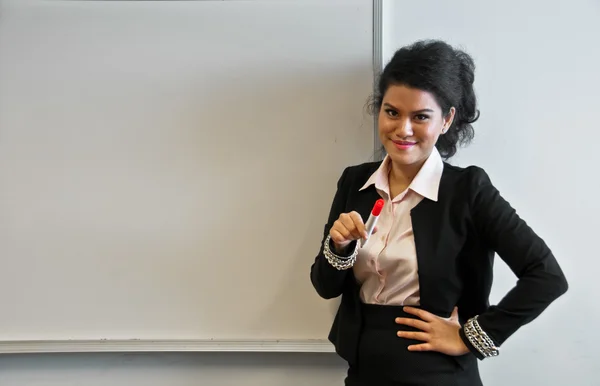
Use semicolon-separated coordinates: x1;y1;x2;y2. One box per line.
410;177;464;317
411;199;450;315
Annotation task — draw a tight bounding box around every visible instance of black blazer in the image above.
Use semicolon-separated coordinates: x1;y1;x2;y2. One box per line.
310;161;568;364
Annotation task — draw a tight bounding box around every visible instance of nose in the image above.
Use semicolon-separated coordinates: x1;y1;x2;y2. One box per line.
394;118;413;138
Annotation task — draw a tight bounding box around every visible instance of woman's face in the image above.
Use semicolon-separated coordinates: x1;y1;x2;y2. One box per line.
378;85;454;168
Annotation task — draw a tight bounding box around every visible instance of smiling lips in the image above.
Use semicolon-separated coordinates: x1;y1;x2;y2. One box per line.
392;140;417;150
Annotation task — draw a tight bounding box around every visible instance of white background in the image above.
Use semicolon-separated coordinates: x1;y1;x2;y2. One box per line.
383;0;599;384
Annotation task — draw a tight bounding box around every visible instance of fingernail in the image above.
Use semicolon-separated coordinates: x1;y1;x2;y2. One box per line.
397;331;402;337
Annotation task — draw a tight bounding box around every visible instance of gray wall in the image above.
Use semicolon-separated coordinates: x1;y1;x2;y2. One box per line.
0;353;346;386
383;0;599;384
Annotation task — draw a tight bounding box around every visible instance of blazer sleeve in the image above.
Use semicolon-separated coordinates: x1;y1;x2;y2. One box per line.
463;167;568;354
309;167;355;299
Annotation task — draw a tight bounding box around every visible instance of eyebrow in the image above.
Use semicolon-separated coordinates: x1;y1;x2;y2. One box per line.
383;103;434;114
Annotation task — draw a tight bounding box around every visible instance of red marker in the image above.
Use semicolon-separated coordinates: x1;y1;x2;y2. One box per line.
361;199;384;247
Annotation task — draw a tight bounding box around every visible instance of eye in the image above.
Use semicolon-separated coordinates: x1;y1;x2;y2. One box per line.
414;114;430;121
385;109;398;117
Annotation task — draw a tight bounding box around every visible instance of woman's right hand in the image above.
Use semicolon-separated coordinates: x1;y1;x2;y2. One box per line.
329;211;377;253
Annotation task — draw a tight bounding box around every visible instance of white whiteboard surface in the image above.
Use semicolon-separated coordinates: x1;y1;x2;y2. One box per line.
383;0;599;384
0;0;376;351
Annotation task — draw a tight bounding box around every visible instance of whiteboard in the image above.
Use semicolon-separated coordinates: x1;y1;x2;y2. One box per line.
0;0;377;352
382;0;599;384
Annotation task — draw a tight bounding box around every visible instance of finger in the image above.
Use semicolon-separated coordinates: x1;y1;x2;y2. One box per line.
403;306;436;322
397;330;429;341
450;307;459;322
395;317;431;332
332;220;352;241
340;214;362;239
349;211;367;238
407;343;433;352
372;226;378;234
329;229;349;245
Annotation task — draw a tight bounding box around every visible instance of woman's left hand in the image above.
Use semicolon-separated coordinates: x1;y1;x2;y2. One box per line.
395;306;470;356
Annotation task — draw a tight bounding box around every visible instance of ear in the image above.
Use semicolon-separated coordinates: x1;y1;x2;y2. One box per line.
441;107;456;134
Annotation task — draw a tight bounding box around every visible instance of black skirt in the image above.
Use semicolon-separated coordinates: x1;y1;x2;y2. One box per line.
344;303;483;386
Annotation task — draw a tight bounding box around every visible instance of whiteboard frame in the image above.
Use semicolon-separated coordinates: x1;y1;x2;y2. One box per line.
373;0;384;159
0;339;335;354
0;0;383;355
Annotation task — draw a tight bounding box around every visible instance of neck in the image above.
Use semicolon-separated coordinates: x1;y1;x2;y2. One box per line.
388;160;424;191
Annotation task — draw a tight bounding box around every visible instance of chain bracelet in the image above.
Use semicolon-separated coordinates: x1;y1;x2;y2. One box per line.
463;315;500;358
323;235;358;270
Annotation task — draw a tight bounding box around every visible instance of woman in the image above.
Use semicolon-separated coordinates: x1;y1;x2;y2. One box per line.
310;40;568;386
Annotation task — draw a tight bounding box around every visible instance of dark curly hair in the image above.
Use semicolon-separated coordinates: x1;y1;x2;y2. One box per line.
369;40;480;159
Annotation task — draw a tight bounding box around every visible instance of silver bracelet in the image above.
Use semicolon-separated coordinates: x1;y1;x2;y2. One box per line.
463;315;500;358
323;235;358;270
